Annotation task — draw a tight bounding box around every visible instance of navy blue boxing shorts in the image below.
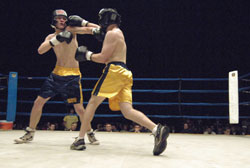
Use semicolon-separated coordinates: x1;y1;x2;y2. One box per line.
39;66;83;104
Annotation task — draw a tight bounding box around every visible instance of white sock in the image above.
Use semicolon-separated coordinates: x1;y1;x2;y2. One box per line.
87;129;93;134
26;127;35;132
77;136;84;140
152;125;158;135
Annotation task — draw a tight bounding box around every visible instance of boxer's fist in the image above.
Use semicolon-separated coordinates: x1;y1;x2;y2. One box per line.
68;15;88;27
92;27;105;42
75;46;93;62
50;31;73;46
56;31;73;44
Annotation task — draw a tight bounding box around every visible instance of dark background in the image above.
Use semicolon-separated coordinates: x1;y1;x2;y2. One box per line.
0;0;250;129
1;0;250;78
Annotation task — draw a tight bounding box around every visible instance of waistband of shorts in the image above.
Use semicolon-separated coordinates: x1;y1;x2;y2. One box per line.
52;65;81;76
107;62;128;70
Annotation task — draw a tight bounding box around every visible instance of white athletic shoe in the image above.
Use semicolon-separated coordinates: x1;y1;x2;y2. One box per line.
14;127;35;144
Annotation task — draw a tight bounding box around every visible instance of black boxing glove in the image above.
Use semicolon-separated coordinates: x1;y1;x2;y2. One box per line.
50;31;73;46
75;46;93;62
92;27;105;42
68;15;89;27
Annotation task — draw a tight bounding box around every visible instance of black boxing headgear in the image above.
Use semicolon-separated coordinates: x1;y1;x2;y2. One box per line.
98;8;121;29
51;9;68;29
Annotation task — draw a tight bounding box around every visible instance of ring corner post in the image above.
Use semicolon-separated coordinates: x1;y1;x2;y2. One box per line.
6;72;18;122
228;70;239;124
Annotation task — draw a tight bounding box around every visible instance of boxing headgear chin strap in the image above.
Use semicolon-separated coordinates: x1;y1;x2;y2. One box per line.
98;8;121;30
51;9;68;30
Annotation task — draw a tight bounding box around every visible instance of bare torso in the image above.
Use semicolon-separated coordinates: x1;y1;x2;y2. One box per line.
47;33;79;68
106;28;127;64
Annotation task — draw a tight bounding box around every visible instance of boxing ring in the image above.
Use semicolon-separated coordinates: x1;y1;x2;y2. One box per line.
1;71;250;124
0;72;250;168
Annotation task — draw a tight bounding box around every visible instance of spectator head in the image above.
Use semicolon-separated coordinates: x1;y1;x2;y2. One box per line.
183;123;189;130
49;124;56;131
70;122;77;131
105;123;112;132
224;128;231;135
134;125;141;133
69;108;75;114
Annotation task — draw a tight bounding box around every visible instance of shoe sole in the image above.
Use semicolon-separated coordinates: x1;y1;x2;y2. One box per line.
90;141;100;145
14;139;32;144
70;145;86;150
153;126;170;156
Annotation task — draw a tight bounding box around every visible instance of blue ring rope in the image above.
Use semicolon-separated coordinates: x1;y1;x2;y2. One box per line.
1;112;250;119
239;86;250;92
1;99;250;106
18;76;228;81
7;71;250;81
15;87;229;93
2;86;249;94
239;72;250;79
1;73;250;120
1;86;249;93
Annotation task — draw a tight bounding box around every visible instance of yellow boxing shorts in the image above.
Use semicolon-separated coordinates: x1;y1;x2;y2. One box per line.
92;62;133;111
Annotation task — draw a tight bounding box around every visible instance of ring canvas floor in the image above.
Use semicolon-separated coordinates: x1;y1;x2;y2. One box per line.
0;131;249;168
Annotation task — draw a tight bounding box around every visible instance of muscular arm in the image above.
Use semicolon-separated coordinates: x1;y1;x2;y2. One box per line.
87;22;99;28
68;15;99;28
66;26;95;35
91;31;117;63
37;34;54;55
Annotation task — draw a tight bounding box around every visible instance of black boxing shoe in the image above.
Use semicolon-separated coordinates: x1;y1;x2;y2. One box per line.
70;138;86;150
153;124;170;156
